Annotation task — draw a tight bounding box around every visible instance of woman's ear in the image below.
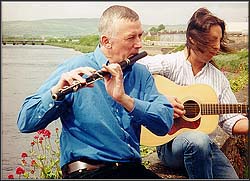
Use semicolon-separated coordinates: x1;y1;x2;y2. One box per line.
189;37;195;44
100;35;112;49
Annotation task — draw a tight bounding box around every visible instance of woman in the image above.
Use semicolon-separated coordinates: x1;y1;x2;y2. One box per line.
139;7;248;179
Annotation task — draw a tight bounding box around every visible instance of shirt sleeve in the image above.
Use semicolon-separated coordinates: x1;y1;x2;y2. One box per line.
17;62;70;133
218;82;248;136
138;54;172;76
128;71;174;136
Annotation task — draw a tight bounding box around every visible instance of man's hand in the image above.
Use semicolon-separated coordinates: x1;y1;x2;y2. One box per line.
102;63;134;112
51;67;96;95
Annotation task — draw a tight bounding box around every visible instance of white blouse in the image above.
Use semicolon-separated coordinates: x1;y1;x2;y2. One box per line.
138;50;246;136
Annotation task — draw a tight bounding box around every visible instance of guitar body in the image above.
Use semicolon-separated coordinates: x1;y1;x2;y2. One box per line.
140;75;219;146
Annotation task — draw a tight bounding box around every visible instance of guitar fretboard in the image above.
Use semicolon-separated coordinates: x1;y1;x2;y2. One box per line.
201;104;249;115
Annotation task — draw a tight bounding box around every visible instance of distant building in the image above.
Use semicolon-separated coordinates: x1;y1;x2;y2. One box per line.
143;22;248;46
226;22;248;35
226;22;248;44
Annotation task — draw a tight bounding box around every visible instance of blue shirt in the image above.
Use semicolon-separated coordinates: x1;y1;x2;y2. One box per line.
17;46;173;167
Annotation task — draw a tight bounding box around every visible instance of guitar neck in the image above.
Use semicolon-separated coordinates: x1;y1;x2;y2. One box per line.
201;104;249;115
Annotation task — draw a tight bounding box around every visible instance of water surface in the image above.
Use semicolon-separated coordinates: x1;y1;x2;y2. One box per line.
1;45;82;178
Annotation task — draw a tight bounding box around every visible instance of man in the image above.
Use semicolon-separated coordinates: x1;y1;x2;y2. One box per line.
17;5;173;179
139;7;248;179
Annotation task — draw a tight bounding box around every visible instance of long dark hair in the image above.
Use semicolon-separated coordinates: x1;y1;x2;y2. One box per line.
186;7;232;62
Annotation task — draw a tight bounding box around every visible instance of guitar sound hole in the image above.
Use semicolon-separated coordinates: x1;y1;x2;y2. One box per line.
184;100;200;118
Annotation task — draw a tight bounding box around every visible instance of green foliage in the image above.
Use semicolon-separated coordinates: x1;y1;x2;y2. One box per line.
158;24;166;31
140;146;156;168
213;49;248;92
170;44;185;53
79;35;99;46
228;72;248;92
149;24;165;32
9;128;62;179
46;34;99;53
213;49;248;73
149;27;158;33
144;36;159;41
140;146;156;158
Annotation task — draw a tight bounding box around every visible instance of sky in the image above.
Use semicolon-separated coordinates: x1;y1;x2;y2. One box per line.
1;1;249;25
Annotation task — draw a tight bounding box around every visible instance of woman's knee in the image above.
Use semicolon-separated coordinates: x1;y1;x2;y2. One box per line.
175;131;212;153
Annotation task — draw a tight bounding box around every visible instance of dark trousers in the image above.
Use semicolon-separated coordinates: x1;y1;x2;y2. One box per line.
63;163;162;179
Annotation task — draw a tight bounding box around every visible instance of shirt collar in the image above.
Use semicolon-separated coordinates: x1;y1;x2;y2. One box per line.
93;45;109;69
93;45;133;76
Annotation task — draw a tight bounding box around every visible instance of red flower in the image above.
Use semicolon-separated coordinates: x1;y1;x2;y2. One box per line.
21;152;28;158
37;129;45;135
30;159;37;167
15;166;25;175
31;141;35;146
43;129;51;138
7;174;14;179
21;159;27;166
39;137;43;144
34;135;39;139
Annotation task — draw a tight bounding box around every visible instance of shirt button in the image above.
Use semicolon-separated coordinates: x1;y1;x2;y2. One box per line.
38;115;41;118
49;103;53;107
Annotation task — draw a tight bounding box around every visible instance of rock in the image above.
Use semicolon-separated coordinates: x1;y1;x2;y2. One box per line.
142;152;188;178
221;135;248;179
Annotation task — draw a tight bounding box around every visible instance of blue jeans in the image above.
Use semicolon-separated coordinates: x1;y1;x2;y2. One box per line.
156;130;238;179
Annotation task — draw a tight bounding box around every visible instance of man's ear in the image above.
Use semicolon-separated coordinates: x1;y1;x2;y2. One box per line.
100;35;112;49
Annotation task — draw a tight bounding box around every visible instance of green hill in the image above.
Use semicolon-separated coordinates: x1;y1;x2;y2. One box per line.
2;18;99;38
2;18;186;38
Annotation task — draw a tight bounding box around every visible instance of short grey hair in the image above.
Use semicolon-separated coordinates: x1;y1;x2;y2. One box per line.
98;5;139;38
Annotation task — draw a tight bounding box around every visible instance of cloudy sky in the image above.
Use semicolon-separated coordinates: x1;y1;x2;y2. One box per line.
2;1;249;25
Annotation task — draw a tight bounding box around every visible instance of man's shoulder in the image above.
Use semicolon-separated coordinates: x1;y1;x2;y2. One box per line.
63;52;96;66
134;62;150;72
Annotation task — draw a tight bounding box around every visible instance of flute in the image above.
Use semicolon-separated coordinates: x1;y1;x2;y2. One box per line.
52;51;148;100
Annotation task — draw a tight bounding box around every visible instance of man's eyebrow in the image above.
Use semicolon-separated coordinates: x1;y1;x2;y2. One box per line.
126;31;144;36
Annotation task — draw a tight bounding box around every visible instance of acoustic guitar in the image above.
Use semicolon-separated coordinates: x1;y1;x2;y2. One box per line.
140;74;249;146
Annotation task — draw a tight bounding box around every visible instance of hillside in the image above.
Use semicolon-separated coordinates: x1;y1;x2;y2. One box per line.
2;18;99;38
2;18;186;38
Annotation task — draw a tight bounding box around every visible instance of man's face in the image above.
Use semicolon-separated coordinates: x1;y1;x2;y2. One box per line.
109;19;143;63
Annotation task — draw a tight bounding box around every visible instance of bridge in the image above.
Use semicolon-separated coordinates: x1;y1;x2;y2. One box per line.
2;40;45;45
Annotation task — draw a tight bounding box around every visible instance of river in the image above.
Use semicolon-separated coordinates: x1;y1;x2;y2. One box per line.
1;45;82;179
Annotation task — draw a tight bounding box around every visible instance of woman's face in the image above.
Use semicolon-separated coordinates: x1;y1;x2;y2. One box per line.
194;25;222;63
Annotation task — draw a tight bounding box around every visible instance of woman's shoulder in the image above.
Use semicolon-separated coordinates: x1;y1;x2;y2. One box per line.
208;63;229;81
